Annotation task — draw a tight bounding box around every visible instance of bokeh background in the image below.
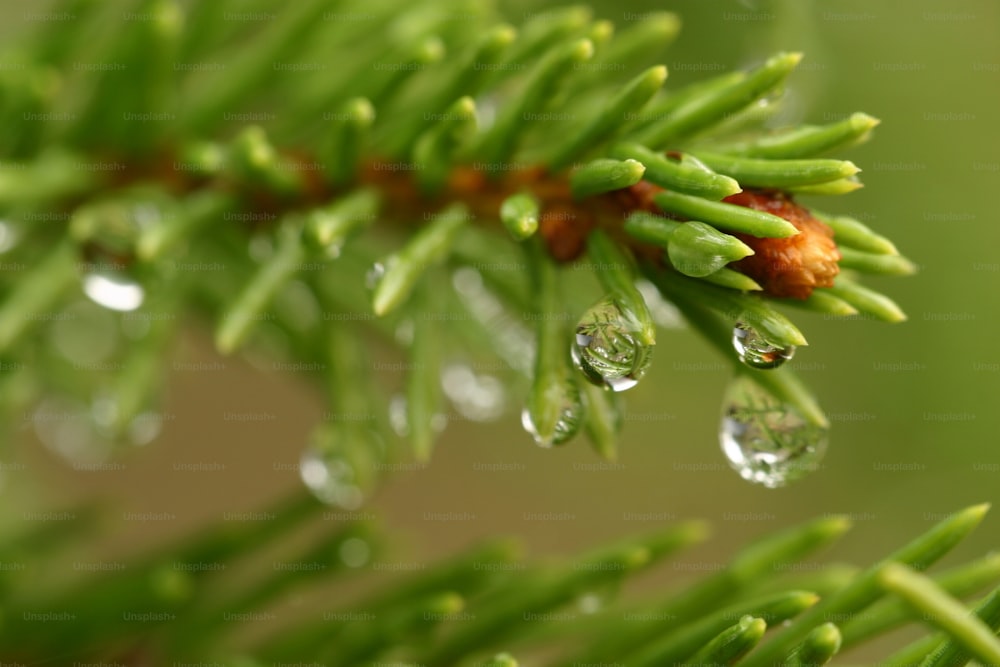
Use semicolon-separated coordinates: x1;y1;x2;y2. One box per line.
1;0;999;657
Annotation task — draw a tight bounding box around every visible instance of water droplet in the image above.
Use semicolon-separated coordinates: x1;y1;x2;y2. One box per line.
50;300;119;365
451;266;483;295
388;394;409;437
299;425;382;509
732;321;795;370
719;376;828;488
90;393;119;431
521;379;584;447
394;319;414;345
577;592;604;614
33;395;113;465
339;537;371;568
88;390;165;447
300;449;364;510
388;393;447;437
0;219;21;254
248;233;275;262
82;270;145;312
476;92;500;132
128;411;163;446
441;363;506;422
572;298;654;392
365;261;388;291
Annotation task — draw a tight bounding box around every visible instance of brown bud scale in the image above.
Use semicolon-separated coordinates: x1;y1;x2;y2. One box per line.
724;189;840;299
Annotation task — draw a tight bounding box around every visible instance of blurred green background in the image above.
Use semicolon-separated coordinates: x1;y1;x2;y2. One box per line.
1;0;998;642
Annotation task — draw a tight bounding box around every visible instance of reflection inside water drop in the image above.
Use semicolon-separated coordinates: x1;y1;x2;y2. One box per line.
521;379;584;448
572;298;653;392
719;376;828;488
732;321;795;370
82;272;145;312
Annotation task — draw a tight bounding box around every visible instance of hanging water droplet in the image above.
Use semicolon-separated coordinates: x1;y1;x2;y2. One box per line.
577;592;604;614
572;298;654;392
388;393;446;436
127;411;164;446
521;379;584;447
365;260;389;291
394;319;414;345
300;448;364;510
732;321;795;370
719;376;828;488
248;232;275;262
299;425;382;509
81;269;145;312
441;363;506;422
69;196;162;313
451;266;483;295
0;218;21;254
33;395;113;466
50;300;119;365
339;537;371;568
388;394;409;437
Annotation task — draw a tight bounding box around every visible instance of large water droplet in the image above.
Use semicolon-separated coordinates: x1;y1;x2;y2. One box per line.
521;379;584;447
81;269;145;312
299;425;382;509
719;376;828;488
732;321;795;370
572;298;654;391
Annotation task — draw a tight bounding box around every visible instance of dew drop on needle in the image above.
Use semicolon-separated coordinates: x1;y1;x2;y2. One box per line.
719;375;827;488
732;321;795;370
572;298;654;392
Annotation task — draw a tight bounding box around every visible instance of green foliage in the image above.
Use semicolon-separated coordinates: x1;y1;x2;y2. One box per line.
0;1;953;663
1;502;998;664
0;1;912;471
